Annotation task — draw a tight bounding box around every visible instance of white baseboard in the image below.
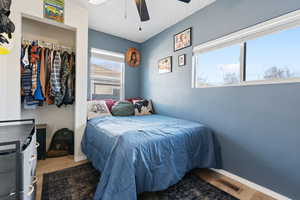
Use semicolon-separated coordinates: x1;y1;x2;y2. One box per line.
211;169;291;200
74;154;87;162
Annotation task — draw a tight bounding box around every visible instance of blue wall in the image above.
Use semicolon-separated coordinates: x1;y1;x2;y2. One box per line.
88;29;141;99
140;0;300;199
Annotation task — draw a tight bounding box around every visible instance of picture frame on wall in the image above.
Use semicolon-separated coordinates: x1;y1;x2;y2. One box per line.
178;54;186;67
158;56;172;74
174;27;192;52
44;0;64;23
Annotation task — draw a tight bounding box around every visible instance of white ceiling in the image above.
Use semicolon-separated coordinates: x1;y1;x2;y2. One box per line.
75;0;215;43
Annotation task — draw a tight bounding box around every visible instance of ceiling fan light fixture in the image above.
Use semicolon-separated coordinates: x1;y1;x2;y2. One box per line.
88;0;108;5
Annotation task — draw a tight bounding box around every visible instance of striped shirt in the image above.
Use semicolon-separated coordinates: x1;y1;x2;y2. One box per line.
50;51;62;96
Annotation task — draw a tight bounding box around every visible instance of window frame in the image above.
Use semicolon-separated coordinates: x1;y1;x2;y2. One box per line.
89;48;125;100
192;10;300;88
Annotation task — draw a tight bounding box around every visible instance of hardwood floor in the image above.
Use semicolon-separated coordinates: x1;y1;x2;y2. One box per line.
36;156;276;200
195;169;276;200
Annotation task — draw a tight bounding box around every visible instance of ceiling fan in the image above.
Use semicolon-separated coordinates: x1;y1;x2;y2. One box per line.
134;0;191;22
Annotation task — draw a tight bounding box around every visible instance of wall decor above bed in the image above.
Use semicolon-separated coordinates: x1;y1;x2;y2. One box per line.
158;56;172;74
174;27;192;52
125;48;141;67
178;54;186;67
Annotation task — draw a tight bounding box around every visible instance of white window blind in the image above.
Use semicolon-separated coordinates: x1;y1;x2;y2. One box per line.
89;48;125;100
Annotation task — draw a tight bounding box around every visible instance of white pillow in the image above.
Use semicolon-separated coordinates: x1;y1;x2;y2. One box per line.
133;99;154;116
87;100;112;119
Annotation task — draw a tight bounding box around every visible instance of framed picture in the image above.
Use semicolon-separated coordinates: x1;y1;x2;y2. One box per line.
44;0;64;23
125;48;141;67
174;27;192;52
158;56;172;74
178;54;186;66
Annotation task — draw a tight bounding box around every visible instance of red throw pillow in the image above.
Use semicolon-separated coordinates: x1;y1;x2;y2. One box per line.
126;97;143;103
104;99;116;112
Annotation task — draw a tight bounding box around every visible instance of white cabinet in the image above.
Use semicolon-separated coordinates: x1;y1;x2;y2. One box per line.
0;119;37;200
22;131;37;200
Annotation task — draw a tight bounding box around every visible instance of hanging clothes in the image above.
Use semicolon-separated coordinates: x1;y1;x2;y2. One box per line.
56;51;70;107
21;45;38;109
51;50;62;106
30;43;39;96
34;47;44;101
44;48;54;104
20;41;76;109
63;52;75;105
40;48;46;97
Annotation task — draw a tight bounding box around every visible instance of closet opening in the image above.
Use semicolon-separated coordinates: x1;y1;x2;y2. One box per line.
20;16;77;158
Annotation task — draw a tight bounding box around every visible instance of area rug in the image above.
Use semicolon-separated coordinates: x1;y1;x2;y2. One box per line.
42;163;238;200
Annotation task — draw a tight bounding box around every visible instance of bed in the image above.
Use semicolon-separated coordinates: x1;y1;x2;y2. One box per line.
81;114;221;200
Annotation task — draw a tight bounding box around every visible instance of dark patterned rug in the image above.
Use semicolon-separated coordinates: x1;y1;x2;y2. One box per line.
42;163;238;200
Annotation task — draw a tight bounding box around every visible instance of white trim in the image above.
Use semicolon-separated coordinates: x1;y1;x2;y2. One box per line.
240;43;245;82
91;48;124;59
191;55;196;88
75;154;87;162
211;169;291;200
193;9;300;54
121;63;126;100
196;77;300;88
22;13;76;31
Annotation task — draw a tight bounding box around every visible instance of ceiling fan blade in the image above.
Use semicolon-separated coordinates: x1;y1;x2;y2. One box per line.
134;0;150;22
177;0;191;3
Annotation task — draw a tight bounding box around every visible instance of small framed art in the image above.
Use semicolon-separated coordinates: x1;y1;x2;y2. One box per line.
158;56;172;74
44;0;64;23
178;54;186;66
174;27;192;52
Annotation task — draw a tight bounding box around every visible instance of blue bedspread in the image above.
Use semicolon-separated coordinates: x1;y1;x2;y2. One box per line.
81;114;221;200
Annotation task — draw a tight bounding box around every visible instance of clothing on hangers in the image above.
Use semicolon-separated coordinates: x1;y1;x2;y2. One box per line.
20;40;76;109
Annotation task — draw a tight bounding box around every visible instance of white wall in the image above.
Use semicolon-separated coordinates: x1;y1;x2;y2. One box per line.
0;0;88;161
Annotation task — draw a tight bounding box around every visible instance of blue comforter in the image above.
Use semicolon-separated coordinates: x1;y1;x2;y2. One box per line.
81;114;221;200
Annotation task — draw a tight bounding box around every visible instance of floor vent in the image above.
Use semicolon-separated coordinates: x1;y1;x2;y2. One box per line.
218;179;241;192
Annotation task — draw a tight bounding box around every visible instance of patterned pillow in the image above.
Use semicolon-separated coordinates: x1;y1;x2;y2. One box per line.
133;99;154;116
87;100;112;119
111;101;135;116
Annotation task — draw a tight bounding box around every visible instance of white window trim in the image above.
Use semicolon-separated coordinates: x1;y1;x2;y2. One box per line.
89;48;125;99
121;62;125;100
192;9;300;88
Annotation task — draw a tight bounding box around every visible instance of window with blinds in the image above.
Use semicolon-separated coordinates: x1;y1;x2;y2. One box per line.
89;48;125;100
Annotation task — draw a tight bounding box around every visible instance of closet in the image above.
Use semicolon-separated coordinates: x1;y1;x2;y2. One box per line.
20;17;76;152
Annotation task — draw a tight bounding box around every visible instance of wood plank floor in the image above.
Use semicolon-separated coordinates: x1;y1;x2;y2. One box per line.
36;156;276;200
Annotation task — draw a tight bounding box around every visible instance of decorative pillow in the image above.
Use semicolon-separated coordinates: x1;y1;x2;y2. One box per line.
111;101;135;116
126;97;143;103
87;100;112;119
133;99;154;116
103;99;117;112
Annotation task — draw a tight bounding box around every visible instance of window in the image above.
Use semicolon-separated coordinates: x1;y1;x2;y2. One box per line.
89;48;124;100
193;10;300;88
195;45;241;87
246;27;300;81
